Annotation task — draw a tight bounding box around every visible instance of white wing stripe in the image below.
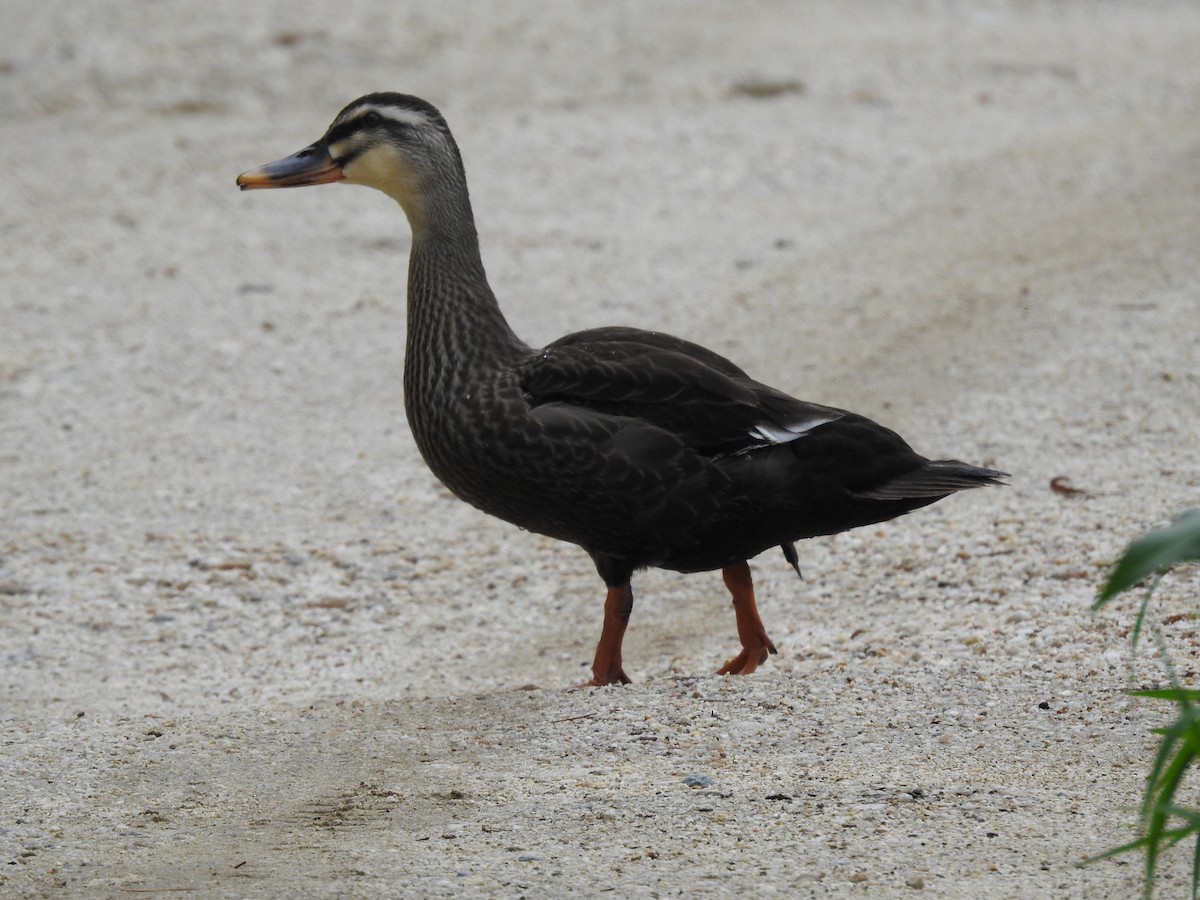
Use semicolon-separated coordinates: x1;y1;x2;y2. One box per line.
748;413;839;444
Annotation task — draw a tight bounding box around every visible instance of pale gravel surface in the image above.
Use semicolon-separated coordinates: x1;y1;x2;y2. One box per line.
3;2;1200;897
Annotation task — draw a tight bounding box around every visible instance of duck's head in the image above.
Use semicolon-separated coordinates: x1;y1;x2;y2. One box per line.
237;93;466;231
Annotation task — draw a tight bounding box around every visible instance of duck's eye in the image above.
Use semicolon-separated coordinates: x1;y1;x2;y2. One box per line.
363;110;382;126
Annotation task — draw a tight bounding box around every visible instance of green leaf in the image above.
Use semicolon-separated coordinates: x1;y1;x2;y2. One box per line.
1132;688;1200;704
1089;509;1200;897
1096;510;1200;608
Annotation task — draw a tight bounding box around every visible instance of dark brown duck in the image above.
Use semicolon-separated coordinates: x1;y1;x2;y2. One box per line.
237;93;1006;686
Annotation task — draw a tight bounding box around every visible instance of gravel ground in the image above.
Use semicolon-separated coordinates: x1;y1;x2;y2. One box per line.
3;2;1200;897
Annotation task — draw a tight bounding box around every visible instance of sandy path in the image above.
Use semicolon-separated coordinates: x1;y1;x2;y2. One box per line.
4;2;1200;896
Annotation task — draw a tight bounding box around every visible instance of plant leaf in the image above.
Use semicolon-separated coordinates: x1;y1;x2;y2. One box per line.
1096;510;1200;608
1132;689;1200;703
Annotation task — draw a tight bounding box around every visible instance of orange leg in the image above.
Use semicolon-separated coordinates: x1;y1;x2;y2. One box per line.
716;562;777;676
580;584;634;687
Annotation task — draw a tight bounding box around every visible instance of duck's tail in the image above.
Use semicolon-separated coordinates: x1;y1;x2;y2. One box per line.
853;459;1008;502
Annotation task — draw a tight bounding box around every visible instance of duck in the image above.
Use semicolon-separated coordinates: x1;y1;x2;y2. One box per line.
237;93;1006;686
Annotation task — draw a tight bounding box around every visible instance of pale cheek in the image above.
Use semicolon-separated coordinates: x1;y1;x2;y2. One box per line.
342;155;381;185
342;154;424;221
345;153;405;192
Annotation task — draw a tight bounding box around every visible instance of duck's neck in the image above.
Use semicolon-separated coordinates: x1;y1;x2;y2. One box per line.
403;220;529;401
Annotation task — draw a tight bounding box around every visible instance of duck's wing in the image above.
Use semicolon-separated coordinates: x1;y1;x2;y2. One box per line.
517;327;843;456
545;326;754;378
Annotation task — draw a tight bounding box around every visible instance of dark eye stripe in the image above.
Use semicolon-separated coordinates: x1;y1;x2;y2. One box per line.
325;108;413;147
325;118;365;146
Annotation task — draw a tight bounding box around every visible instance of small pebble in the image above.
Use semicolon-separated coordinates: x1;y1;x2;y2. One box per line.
906;874;926;889
683;774;713;788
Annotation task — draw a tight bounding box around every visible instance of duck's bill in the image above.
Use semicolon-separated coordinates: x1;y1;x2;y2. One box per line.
237;144;344;190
